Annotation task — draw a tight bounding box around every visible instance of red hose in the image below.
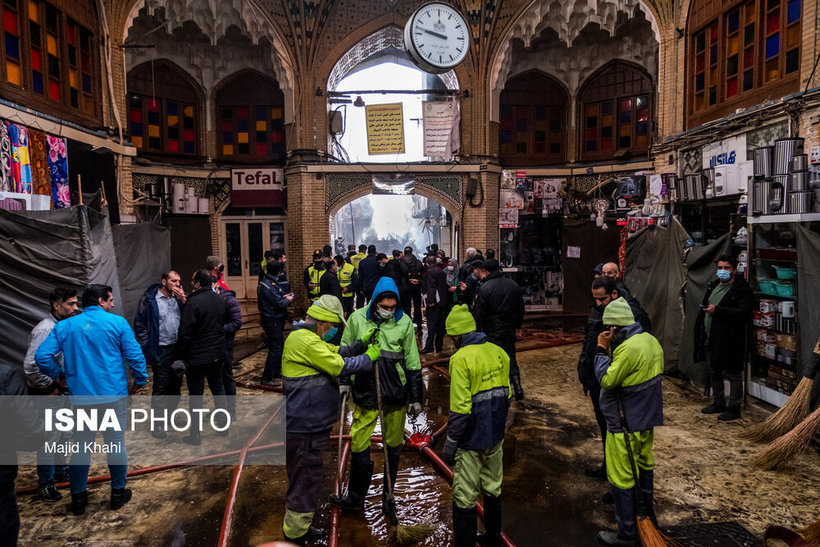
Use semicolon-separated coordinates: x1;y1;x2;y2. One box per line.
328;440;350;547
217;404;283;547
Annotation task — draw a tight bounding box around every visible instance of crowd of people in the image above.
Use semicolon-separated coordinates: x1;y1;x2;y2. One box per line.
0;241;756;547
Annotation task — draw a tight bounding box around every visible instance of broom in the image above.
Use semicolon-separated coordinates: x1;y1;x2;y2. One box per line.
740;354;818;443
373;349;435;544
800;516;820;545
749;405;820;470
616;397;677;547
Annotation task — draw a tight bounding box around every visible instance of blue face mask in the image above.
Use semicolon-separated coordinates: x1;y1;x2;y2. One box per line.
322;326;339;342
716;269;731;281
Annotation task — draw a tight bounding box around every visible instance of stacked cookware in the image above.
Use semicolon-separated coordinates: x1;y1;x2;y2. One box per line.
788;153;813;214
751;138;812;215
751;146;773;215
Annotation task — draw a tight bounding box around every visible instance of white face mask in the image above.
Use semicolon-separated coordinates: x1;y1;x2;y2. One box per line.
446;265;454;272
376;306;394;320
435;257;442;263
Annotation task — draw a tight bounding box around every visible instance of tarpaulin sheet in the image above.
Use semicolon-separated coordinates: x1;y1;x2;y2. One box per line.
624;218;690;373
677;234;731;385
562;220;621;313
112;223;171;327
0;205;122;368
795;225;820;407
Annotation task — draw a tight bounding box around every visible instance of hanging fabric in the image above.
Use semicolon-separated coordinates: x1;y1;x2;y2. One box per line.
6;122;32;193
0;122;12;192
29;129;51;197
47;135;70;208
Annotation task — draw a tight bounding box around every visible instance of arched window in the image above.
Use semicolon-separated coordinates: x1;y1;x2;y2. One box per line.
499;71;567;166
127;61;201;156
687;0;801;128
214;71;285;163
579;61;653;162
0;0;99;123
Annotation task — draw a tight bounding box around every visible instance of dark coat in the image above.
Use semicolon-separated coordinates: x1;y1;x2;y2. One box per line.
258;274;290;322
176;287;228;366
473;271;525;335
694;275;755;373
383;258;408;294
622;291;652;334
0;364;42;493
319;268;344;301
134;283;185;365
422;263;448;307
401;254;424;293
219;288;242;336
357;254;381;297
578;306;605;390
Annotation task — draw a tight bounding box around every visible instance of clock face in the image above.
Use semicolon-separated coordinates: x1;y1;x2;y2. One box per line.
405;3;469;72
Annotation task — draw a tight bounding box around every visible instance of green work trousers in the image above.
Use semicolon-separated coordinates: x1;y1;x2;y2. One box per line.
452;440;504;509
350;404;406;452
605;428;654;490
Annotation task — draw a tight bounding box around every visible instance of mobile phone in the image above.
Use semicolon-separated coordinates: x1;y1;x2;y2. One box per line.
699;304;706;308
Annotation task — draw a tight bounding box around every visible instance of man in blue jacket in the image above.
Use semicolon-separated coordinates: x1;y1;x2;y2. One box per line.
259;261;294;386
134;271;186;430
36;284;148;516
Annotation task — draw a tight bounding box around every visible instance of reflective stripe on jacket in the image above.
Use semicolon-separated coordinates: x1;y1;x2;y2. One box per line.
307;265;322;300
338;262;355;289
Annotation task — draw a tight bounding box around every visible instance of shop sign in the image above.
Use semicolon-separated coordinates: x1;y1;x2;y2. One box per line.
231;168;283;208
702;134;746;169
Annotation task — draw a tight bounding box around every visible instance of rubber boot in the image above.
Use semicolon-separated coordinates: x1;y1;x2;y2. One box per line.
68;491;88;516
477;493;502;547
597;486;637;546
381;444;402;516
183;428;201;446
110;487;132;510
452;503;478;547
510;374;524;401
637;469;657;526
329;450;373;509
285;525;326;546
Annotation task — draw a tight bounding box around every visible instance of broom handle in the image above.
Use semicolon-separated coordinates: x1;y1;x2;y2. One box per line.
337;390;348;493
616;395;648;514
373;357;394;499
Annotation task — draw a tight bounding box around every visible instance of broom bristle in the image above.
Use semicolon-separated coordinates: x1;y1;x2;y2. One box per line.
393;522;436;544
739;377;813;443
800;517;820;545
637;517;678;547
750;407;820;470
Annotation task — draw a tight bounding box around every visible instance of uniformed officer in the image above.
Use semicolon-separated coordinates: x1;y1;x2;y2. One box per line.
336;254;356;317
303;250;325;302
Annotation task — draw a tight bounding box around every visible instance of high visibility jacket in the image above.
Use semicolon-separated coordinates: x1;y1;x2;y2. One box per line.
305;264;322;301
338;262;355;294
594;322;664;434
350;252;366;271
282;327;371;433
448;331;510;451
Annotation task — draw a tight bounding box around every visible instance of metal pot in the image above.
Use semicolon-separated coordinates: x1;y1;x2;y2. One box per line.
790;154;808;173
773;138;804;175
753;146;773;178
702;168;715;198
787;191;812;214
769;178;786;213
751;178;771;215
790;170;809;191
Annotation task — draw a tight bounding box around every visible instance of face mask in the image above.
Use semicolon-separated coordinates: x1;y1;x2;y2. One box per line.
435;258;441;263
446;265;454;272
322;326;339;342
376;306;394;321
716;269;731;281
379;263;386;269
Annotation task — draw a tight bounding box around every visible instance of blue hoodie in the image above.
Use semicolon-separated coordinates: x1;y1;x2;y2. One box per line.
366;277;404;323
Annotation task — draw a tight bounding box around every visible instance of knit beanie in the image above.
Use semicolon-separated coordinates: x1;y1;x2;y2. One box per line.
446;304;477;335
307;295;346;326
602;297;636;327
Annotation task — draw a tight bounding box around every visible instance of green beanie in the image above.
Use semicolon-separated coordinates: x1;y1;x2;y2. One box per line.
307;295;346;326
446;304;477;335
602;297;636;327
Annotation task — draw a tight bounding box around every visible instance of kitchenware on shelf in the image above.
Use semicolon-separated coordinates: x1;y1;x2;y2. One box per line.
781;301;796;318
702;168;715;198
773;138;804;175
751;178;771;215
774;281;795;298
787;191;812;214
769;177;786;213
771;265;797;280
753;146;773;178
790;171;809;191
758;279;777;295
790;154;808;173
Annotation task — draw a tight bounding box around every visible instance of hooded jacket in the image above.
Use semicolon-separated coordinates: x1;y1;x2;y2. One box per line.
340;277;422;408
473;271;525;335
134;283;185;365
594;322;664;434
176;287;228;366
694;274;755;373
258;273;291;322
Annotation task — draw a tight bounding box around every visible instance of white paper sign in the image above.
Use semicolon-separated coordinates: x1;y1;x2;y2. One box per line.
422;101;457;157
649;174;663;197
567;246;581;259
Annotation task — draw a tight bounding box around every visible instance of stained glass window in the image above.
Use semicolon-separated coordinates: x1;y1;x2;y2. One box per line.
689;0;800;126
499;71;566;166
3;0;21;86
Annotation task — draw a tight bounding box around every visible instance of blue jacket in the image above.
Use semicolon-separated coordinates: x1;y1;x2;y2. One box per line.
257;274;290;322
134;283;184;365
358;254;381;297
36;306;148;404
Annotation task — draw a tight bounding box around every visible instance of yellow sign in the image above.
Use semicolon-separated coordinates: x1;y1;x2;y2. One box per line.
365;103;405;155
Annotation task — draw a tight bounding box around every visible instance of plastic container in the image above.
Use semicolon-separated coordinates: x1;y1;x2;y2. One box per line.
774;281;795;297
758;280;777;295
771;265;797;279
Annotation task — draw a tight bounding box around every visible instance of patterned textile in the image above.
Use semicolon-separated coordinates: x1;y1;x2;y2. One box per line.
0;122;11;192
47;135;70;208
0;197;23;210
28;129;51;197
6;122;32;193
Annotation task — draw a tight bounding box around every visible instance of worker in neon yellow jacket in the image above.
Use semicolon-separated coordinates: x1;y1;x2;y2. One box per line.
281;295;380;545
441;303;510;547
593;297;663;547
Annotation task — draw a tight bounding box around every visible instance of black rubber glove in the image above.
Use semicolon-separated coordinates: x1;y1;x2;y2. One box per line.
442;436;458;465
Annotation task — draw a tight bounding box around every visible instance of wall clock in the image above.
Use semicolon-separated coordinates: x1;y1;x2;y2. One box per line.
404;2;469;74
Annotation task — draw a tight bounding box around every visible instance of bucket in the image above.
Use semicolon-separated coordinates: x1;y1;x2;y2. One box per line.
753;146;773;178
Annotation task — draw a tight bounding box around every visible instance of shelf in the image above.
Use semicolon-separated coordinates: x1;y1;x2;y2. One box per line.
748;379;791;407
748;212;820;224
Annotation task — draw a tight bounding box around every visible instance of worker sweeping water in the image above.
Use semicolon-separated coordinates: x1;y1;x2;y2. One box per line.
329;277;427;541
442;304;511;547
280;295;380;545
593;297;665;547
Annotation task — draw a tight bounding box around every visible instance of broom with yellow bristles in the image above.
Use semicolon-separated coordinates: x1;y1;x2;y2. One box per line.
749;405;820;470
740;343;819;443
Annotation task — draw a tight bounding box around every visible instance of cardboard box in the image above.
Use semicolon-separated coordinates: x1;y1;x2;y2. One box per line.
760;299;778;313
776;333;798;351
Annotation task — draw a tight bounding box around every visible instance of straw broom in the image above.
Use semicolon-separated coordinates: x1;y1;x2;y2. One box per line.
749;406;820;470
373;350;435;544
740;354;818;443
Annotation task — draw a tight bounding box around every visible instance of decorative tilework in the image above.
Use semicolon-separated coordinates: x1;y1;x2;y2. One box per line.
325;173;462;214
746;120;789;154
680;147;703;176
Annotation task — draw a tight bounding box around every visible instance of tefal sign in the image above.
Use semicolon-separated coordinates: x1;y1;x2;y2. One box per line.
230;168;284;208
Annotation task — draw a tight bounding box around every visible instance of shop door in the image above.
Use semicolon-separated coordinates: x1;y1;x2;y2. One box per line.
221;218;286;299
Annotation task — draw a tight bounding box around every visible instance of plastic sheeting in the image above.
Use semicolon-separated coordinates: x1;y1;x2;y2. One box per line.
0;206;123;367
112;223;171;328
795;225;820;407
623;218;690;373
677;234;731;385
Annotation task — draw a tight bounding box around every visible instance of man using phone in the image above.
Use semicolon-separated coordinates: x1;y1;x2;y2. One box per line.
258;261;294;386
